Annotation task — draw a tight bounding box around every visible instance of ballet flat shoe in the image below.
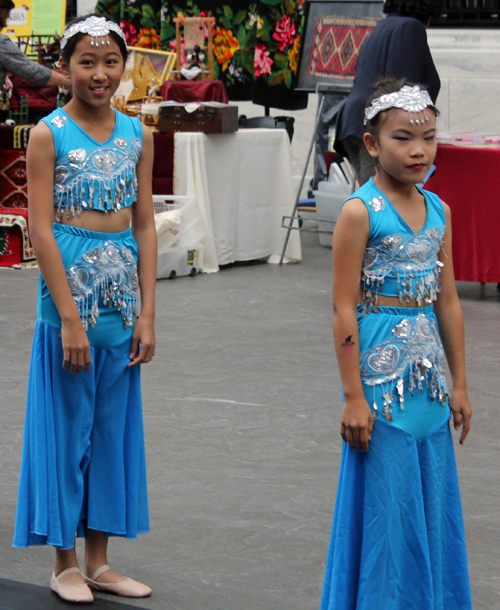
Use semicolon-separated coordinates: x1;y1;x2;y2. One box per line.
83;564;152;598
50;567;94;604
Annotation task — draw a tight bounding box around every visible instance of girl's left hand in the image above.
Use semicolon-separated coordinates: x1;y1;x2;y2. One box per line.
449;387;472;445
128;316;155;366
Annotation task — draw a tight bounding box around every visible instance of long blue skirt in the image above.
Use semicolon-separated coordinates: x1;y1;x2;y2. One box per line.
13;225;149;550
320;306;472;610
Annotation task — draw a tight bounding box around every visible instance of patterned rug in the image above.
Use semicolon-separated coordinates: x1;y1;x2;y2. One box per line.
0;149;28;209
0;207;36;267
308;16;379;80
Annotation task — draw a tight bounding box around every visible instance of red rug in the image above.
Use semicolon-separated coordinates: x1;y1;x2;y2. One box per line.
308;16;379;80
0;149;28;209
10;74;58;113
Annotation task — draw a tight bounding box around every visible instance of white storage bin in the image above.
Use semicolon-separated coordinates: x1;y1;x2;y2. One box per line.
153;194;192;215
314;182;352;247
153;195;205;250
156;244;204;279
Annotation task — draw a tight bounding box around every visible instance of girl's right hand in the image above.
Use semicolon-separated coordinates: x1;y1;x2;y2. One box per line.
60;318;91;374
340;398;374;452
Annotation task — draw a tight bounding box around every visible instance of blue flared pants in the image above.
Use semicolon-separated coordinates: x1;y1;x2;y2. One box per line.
13;224;149;550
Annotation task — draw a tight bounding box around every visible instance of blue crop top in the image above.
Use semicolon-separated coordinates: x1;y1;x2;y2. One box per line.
41;108;143;221
347;178;446;313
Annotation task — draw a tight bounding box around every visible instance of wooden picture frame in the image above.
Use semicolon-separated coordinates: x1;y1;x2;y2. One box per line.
114;47;176;103
295;0;383;93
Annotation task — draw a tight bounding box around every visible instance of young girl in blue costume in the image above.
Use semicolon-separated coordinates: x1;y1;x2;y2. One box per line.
320;78;473;610
13;15;157;604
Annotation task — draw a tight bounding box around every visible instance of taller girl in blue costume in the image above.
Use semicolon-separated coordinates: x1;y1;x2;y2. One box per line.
13;15;157;604
320;79;472;610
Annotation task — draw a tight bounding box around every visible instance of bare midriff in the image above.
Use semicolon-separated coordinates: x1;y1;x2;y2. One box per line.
359;291;431;309
54;206;132;233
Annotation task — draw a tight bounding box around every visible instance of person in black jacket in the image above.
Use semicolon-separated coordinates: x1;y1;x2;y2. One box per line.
335;0;443;185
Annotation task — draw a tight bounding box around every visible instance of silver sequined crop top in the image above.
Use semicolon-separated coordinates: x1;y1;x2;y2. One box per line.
41;108;143;221
345;178;446;313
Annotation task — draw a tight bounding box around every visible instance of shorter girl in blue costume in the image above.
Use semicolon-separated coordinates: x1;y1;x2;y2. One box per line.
13;15;157;603
320;78;473;610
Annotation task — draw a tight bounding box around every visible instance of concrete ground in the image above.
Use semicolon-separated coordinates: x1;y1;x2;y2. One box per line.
1;232;499;610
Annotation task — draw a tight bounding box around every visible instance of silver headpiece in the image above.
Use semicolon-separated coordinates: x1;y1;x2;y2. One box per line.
364;85;433;126
60;15;127;51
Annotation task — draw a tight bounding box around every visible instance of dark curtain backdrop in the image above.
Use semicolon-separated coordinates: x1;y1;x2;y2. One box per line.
95;0;308;110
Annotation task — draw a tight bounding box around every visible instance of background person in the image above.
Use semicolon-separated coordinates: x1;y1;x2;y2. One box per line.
334;0;442;185
0;0;69;112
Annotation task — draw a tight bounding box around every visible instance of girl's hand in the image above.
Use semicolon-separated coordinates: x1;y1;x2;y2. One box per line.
61;318;91;374
340;398;374;452
449;387;472;445
128;316;155;367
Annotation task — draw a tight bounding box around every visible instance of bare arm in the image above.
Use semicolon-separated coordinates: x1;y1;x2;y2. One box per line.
332;198;373;451
433;202;471;444
129;124;157;366
46;70;71;88
27;123;90;373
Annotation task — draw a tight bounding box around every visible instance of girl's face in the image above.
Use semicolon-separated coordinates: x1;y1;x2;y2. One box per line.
364;107;437;185
62;35;125;109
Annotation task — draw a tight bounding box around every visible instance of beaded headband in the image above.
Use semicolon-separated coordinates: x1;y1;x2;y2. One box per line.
364;85;433;126
60;15;127;51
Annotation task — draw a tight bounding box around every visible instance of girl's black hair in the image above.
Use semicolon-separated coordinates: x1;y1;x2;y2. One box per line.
383;0;443;23
60;14;128;64
364;77;439;137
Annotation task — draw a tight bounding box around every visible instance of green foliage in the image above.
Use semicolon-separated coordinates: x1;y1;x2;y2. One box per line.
284;0;295;15
161;23;175;41
140;4;156;28
268;70;286;85
256;20;273;40
237;24;247;45
239;48;255;73
126;6;135;21
186;0;201;13
218;14;233;30
234;10;246;25
274;51;288;69
95;0;121;21
268;7;283;23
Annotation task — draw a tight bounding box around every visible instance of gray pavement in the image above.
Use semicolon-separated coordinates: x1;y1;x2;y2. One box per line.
1;232;499;610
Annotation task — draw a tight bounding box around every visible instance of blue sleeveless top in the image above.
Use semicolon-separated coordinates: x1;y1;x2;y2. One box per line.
41;108;143;221
346;178;446;313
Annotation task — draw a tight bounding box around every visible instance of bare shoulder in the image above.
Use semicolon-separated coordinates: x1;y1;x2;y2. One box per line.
26;122;55;167
334;196;370;255
440;200;451;218
337;197;370;232
27;121;54;147
340;197;368;218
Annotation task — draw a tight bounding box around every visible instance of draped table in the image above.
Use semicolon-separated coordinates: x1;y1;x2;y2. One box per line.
173;128;301;272
425;144;500;284
160;80;228;104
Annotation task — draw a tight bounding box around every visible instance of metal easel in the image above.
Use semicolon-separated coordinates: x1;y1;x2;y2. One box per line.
279;82;351;265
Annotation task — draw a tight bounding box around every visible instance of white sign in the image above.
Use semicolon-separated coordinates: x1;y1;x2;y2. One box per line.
7;5;29;27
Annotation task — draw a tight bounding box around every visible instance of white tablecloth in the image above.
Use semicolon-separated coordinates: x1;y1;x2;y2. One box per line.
174;129;301;272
